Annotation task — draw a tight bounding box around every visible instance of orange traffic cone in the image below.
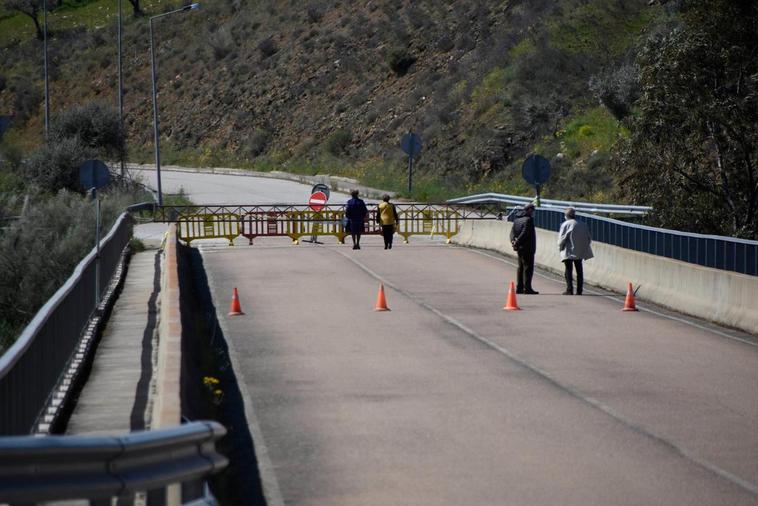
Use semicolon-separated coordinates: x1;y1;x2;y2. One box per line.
622;282;638;312
228;287;245;316
374;283;390;312
503;281;521;311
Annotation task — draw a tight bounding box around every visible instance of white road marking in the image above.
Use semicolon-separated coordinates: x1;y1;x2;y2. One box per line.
332;247;758;498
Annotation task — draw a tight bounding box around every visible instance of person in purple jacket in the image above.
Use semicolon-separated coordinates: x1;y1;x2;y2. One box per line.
345;189;368;250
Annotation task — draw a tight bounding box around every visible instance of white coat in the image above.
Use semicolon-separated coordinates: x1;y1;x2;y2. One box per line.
558;219;594;261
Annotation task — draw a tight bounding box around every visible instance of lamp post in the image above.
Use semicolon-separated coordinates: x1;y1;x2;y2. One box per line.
117;0;124;177
149;3;200;206
43;0;49;141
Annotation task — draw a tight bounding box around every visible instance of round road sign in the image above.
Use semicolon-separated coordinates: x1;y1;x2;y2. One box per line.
79;160;111;190
522;154;551;187
311;183;331;200
400;132;422;157
309;191;328;212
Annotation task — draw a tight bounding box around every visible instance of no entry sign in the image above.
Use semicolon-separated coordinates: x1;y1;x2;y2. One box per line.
309;191;328;212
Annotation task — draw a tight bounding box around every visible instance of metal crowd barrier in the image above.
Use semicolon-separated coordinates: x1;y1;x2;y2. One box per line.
156;204;497;245
531;208;758;276
0;213;132;435
0;421;228;504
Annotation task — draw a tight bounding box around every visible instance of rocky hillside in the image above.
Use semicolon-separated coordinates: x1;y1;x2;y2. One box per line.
0;0;674;199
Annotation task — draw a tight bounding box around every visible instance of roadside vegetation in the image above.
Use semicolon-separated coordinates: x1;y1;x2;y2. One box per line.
0;103;151;352
0;0;755;237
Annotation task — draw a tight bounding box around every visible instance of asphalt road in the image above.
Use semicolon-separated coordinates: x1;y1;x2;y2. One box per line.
131;167;359;205
203;238;758;506
135;168;758;505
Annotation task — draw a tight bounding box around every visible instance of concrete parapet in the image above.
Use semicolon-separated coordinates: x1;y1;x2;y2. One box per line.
152;224;182;429
454;220;758;334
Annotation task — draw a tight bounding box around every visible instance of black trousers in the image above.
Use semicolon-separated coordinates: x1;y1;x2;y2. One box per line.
563;259;583;294
516;251;535;291
381;225;395;249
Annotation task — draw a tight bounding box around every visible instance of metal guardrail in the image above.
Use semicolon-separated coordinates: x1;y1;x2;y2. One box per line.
155;204;499;245
0;421;228;503
530;207;758;276
0;213;132;435
448;193;652;216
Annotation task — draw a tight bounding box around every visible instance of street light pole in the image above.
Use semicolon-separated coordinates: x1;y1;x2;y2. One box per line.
117;0;124;177
43;0;49;141
149;3;200;207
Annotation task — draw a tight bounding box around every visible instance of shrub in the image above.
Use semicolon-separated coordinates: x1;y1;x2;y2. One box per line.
325;129;352;155
0;189;141;351
11;77;42;122
589;63;640;120
50;102;125;159
208;27;235;60
258;37;278;59
387;47;416;76
244;128;271;157
436;35;454;52
24;138;89;193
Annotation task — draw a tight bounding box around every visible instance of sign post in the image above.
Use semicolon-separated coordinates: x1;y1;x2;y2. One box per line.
79;160;111;306
521;154;551;207
400;132;422;194
304;187;330;244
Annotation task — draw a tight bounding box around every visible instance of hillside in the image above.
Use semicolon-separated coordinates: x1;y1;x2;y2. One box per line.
2;0;671;200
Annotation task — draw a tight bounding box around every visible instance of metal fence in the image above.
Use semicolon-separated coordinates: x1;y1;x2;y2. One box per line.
449;192;652;216
155;204;499;245
530;208;758;276
0;212;132;435
0;420;227;504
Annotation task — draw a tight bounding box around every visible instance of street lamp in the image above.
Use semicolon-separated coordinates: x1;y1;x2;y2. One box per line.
117;0;124;177
149;3;200;206
43;0;49;141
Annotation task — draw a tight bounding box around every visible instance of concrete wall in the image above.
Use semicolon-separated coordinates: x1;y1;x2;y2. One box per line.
454;220;758;334
152;224;182;428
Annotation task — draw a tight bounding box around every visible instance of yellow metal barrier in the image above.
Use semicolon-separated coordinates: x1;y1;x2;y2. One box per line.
171;205;469;245
177;213;241;245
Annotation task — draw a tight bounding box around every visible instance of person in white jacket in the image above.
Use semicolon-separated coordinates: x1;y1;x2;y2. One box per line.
557;208;593;295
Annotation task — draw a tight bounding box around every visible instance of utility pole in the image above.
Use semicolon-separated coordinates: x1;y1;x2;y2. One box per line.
43;0;50;141
117;0;124;177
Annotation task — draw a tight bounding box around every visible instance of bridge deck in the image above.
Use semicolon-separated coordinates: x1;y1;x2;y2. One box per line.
65;250;160;435
203;238;758;506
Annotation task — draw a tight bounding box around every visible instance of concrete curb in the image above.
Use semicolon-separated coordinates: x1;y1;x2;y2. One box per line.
454;220;758;336
151;224;182;504
152;224;182;429
126;163;396;200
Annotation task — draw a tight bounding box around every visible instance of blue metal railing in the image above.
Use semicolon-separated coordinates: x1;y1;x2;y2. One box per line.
530;208;758;276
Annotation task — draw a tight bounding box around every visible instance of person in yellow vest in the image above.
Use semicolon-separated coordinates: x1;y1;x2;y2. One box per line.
376;194;400;249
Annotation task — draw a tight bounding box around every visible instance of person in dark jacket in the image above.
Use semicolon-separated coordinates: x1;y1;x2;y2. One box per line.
509;203;539;294
345;189;368;250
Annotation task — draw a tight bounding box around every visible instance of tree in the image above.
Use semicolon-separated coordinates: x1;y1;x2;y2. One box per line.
3;0;46;41
614;0;758;238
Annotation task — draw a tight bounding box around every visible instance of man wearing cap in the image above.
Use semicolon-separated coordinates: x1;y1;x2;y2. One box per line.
509;203;539;294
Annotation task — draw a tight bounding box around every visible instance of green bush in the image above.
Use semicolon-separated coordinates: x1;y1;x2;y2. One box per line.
325;128;352;155
24;137;89;193
387;47;416;76
50;102;125;159
0;188;142;352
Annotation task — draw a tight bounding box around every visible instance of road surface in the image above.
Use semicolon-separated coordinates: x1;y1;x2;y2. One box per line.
202;238;758;506
137;168;758;504
131;167;358;205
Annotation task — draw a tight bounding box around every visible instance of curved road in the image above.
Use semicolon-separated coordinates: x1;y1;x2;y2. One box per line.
150;168;758;505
